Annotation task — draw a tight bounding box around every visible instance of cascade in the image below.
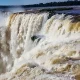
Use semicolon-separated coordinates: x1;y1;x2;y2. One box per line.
0;12;80;80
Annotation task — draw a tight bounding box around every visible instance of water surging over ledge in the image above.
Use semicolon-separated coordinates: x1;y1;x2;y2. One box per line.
0;12;80;80
0;13;48;73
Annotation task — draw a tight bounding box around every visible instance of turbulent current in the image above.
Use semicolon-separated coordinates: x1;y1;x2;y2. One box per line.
0;12;80;80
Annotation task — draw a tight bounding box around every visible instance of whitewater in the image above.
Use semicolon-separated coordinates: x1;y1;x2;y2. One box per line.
0;12;80;80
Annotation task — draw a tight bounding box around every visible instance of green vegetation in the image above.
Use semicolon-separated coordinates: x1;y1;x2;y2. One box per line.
22;1;80;8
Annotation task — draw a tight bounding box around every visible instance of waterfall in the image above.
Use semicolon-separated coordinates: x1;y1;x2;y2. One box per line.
0;12;80;80
0;13;48;74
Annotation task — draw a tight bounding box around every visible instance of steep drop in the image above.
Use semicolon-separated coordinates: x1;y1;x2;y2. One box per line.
0;13;80;80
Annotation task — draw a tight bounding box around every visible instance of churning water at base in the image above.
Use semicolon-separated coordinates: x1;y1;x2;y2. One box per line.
0;12;80;80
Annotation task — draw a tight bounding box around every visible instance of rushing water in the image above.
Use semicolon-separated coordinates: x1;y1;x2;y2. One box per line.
0;12;80;80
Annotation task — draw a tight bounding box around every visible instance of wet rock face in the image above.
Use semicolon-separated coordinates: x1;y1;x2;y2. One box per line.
31;35;38;41
31;35;44;42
